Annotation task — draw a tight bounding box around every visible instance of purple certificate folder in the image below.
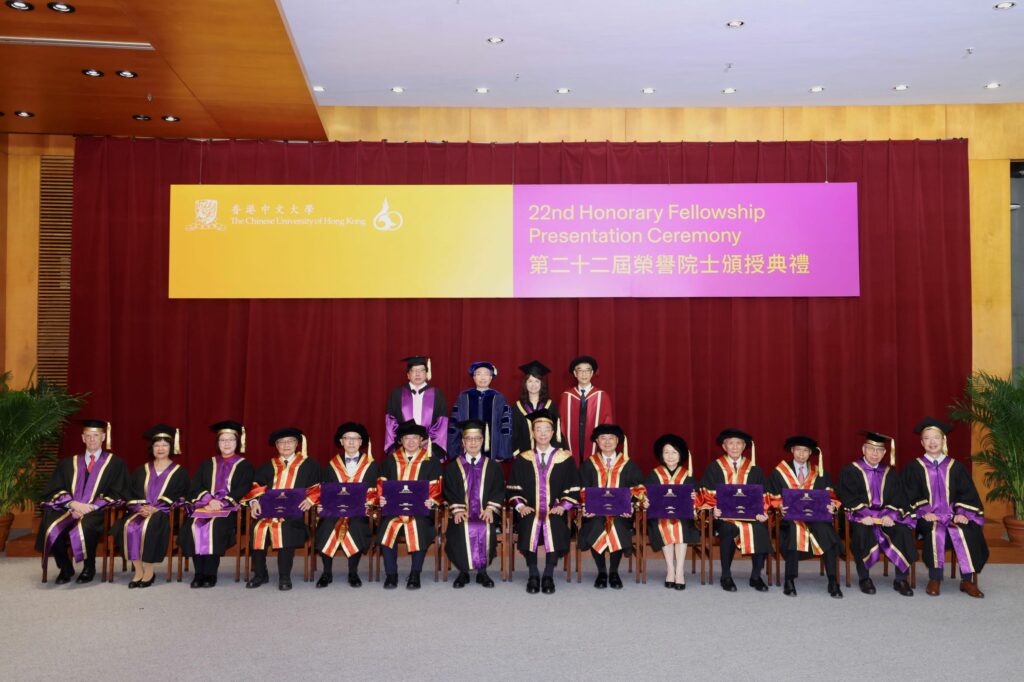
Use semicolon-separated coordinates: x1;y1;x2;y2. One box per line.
646;484;695;520
381;479;431;517
319;482;369;519
715;484;764;521
584;487;632;516
255;488;307;519
782;488;834;523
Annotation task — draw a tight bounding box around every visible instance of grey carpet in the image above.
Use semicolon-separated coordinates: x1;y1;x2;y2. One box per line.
1;556;1018;681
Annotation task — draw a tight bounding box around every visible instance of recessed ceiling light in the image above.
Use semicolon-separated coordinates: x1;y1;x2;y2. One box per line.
390;86;404;93
475;87;489;94
556;87;570;94
15;110;35;117
6;1;34;10
312;85;325;92
486;36;504;44
809;85;825;93
721;87;736;94
81;68;103;77
116;70;138;78
132;114;151;121
994;2;1015;9
985;81;1001;89
161;115;180;122
893;83;910;91
641;87;656;95
47;2;74;11
726;20;744;28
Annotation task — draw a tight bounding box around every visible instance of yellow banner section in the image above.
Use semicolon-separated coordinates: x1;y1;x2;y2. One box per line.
169;185;513;298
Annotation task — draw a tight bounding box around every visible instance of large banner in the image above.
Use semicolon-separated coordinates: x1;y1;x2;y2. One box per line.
169;183;858;298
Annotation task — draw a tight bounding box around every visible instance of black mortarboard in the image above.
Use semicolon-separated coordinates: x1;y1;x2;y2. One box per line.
210;420;245;453
784;435;818;451
568;355;599;373
913;417;953;435
145;423;180;455
80;419;111;448
716;428;753;446
268;427;303;446
862;431;891;446
518;360;551;377
334;422;369;444
590;423;625;442
396;420;428;439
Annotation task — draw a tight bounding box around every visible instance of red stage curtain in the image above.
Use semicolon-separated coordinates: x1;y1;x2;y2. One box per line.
67;138;972;475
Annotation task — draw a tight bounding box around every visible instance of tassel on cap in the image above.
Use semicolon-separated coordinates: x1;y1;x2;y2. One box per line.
240;426;246;454
623;435;629;459
890;437;896;467
106;421;112;449
174;428;181;456
751;440;756;466
687;449;693;473
367;438;373;459
426;358;432;382
817;448;823;476
302;434;308;456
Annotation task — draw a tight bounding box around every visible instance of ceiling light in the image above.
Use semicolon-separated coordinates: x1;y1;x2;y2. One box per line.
15;110;35;117
475;87;488;94
132;114;150;121
82;68;103;77
390;86;404;93
726;20;744;28
994;2;1015;8
641;87;655;94
116;70;138;78
556;87;570;94
312;85;325;92
486;36;504;44
809;85;825;93
893;83;910;91
985;81;1001;89
47;2;74;11
161;115;180;122
6;1;34;10
721;87;736;94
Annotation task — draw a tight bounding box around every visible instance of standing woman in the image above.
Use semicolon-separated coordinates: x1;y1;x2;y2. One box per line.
645;434;700;590
178;420;255;588
113;424;190;588
510;360;565;457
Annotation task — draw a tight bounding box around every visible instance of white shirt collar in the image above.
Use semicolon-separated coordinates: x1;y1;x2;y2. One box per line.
578;384;592;393
925;454;946;465
409;382;427;392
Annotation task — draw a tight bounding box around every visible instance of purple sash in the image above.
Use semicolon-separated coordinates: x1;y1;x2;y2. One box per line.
529;452;557;552
849;461;912;572
461;458;488;569
123;463;179;561
41;452;115;565
190;455;242;556
917;458;982;575
397;386;449;451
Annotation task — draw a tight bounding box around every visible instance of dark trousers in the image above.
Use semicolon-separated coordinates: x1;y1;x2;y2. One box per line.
591;549;623;574
380;546;426;576
251;549;294;581
719;539;766;579
49;533;98;574
523;549;563;577
855;558;908;582
193;554;222;577
929;566;973;582
785;546;838;580
320;552;361;576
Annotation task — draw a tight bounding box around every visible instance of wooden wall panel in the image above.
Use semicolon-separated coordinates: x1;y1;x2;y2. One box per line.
3;153;40;387
783;105;946;141
948;104;1024;161
470;108;626;143
624;107;784;142
0;136;7;371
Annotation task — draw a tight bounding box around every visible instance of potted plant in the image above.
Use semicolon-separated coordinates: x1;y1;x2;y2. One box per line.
949;369;1024;544
0;371;85;551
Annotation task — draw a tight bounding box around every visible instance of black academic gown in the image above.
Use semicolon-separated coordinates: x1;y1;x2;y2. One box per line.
902;456;989;574
578;454;643;556
838;460;918;567
36;451;128;559
507;448;580;554
377;449;444;551
245;455;320;551
644;466;700;551
699;457;773;555
315;454;379;557
510;399;566;457
766;462;842;555
112;462;190;563
178;455;255;557
385;385;449;458
443;455;506;572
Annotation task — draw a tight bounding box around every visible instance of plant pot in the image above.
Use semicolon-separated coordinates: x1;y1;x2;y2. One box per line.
1004;515;1024;545
0;512;14;552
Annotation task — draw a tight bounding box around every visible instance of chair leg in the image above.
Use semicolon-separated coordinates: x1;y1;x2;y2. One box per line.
911;560;916;589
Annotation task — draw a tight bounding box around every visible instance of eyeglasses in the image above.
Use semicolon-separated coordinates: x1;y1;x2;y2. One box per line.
340;436;363;442
574;368;594;374
463;436;484;442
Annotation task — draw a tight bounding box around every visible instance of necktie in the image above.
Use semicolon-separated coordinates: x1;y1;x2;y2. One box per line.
577;390;588;460
540;452;546;467
470;457;478;466
605;457;613;469
732;460;738;474
798;466;806;483
346;458;358;466
87;454;96;474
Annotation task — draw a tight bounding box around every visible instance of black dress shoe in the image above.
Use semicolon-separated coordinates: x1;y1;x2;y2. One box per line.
749;576;769;592
245;574;268;589
138;576;155;589
673;582;686;591
190;575;204;589
278;579;292;591
608;573;623;590
128;580;142;589
720;576;738;592
526;576;541;594
348;573;362;588
54;570;74;585
406;572;421;590
828;578;844;599
664;580;676;589
541;576;556;594
893;579;914;597
203;576;217;588
594;572;608;589
316;573;333;588
383;574;398;589
75;568;95;584
453;571;470;588
476;572;495;588
859;578;876;594
783;578;797;596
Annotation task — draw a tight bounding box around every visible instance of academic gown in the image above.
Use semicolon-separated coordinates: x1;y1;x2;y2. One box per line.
113;462;190;563
315;454;380;557
578;454;643;555
443;455;505;572
36;451;129;563
645;466;700;551
507;449;580;554
179;455;255;557
902;456;989;575
559;387;613;462
242;455;320;551
838;460;918;572
699;456;773;555
384;384;449;457
766;462;842;556
448;389;514;461
510;399;566;457
377;449;444;552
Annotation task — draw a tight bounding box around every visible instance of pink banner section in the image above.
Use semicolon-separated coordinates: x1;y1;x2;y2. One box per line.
512;183;859;298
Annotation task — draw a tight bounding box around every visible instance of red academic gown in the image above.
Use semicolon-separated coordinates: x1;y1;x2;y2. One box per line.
559;386;613;462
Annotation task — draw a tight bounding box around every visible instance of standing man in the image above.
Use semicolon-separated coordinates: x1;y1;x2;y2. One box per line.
443;419;506;588
559;355;613;463
385;355;448;459
448;361;513;461
38;419;128;585
902;417;987;598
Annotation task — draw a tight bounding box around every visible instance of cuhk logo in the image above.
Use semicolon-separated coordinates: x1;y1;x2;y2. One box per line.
186;199;224;231
373;197;403;231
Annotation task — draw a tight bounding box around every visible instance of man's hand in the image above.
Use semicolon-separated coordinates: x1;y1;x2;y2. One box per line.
755;513;768;522
453;511;468;524
859;517;876;526
953;514;969;525
141;505;157;518
923;512;938;522
549;506;566;517
713;507;722;519
518;505;534;516
249;500;261;518
827;504;837;514
69;501;93;515
299;499;313;512
879;516;895;528
481;509;495;524
207;499;224;511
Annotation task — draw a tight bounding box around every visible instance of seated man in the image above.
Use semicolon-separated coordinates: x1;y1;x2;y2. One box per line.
448;361;513;461
578;424;643;589
443;419;506;588
902;417;987;598
838;431;917;596
315;422;379;588
242;428;320;591
767;435;843;599
507;410;580;595
377;420;443;590
699;428;772;593
384;355;448;458
37;419;128;585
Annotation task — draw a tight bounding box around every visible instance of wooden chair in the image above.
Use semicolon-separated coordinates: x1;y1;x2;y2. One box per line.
174;507;244;583
441;504;508;582
698;508;773;585
572;509;644;584
504;504;574;583
41;505;119;583
371;505;445;581
636;508;704;585
771;509;843;586
843;514;924;588
308;507;380;584
243;509;316;582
